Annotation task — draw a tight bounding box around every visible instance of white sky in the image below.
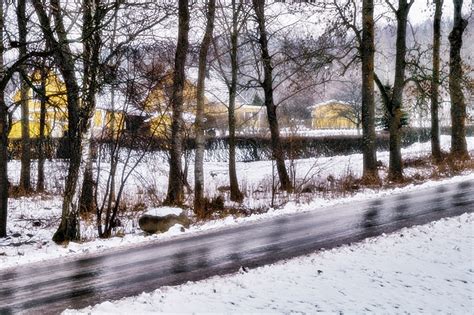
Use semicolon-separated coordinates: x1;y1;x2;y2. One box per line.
407;0;472;25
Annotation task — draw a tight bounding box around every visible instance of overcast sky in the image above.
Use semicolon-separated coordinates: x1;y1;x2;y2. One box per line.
407;0;472;25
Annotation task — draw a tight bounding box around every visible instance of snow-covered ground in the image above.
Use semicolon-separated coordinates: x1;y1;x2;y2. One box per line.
1;135;473;271
64;213;474;314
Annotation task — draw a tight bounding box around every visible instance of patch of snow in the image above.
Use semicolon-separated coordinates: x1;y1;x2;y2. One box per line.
144;207;183;217
167;224;185;235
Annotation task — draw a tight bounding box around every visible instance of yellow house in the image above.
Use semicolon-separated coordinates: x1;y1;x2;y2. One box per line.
10;71;68;139
310;100;357;129
91;108;126;138
143;74;199;138
203;102;268;135
235;104;267;132
9;71;127;139
201;85;272;135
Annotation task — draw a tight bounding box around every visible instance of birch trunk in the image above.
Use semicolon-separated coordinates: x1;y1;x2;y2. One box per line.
33;0;101;242
194;0;216;217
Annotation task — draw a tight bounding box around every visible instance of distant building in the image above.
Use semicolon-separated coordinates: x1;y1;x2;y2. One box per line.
235;104;267;132
203;102;268;136
309;100;357;129
142;74;198;137
9;71;126;139
10;71;68;139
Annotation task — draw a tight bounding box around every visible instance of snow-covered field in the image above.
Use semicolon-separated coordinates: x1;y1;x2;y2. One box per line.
64;213;474;314
1;135;473;271
280;127;362;137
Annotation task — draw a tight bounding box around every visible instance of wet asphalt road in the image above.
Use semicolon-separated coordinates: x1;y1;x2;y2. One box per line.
0;179;473;314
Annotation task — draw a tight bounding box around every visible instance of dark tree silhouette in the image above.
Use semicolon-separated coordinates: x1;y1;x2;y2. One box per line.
165;0;190;205
449;0;469;159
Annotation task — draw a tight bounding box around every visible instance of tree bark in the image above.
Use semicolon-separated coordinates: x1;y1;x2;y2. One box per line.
79;157;95;213
361;0;379;183
252;0;292;192
79;0;103;215
430;0;443;162
165;0;190;206
228;0;244;202
194;0;216;217
0;1;8;238
37;67;47;192
387;0;412;181
18;0;31;192
33;0;102;243
0;97;7;238
449;0;469;158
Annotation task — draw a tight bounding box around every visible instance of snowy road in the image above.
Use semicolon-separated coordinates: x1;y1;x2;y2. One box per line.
0;179;473;314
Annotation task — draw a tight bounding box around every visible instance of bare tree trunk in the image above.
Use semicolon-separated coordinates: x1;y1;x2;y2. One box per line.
33;0;82;242
0;1;8;238
18;0;31;192
0;96;7;238
228;94;242;201
0;47;7;237
430;0;443;162
79;154;95;213
165;0;190;206
449;0;469;159
79;0;104;215
194;0;216;217
33;0;103;242
228;0;244;202
37;67;47;192
252;0;292;192
361;0;379;183
388;0;413;181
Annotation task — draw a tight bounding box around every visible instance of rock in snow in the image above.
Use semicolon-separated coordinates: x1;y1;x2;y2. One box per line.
138;213;191;234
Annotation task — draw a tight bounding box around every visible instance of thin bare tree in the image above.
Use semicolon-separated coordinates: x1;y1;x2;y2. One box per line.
195;0;217;217
212;0;248;202
17;0;31;192
0;0;7;237
36;63;49;192
430;0;444;161
251;0;292;192
0;2;49;237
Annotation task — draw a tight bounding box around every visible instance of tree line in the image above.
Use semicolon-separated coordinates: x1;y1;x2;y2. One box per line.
0;0;471;241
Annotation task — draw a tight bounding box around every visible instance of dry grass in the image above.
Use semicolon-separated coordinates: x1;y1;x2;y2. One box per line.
9;185;43;198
